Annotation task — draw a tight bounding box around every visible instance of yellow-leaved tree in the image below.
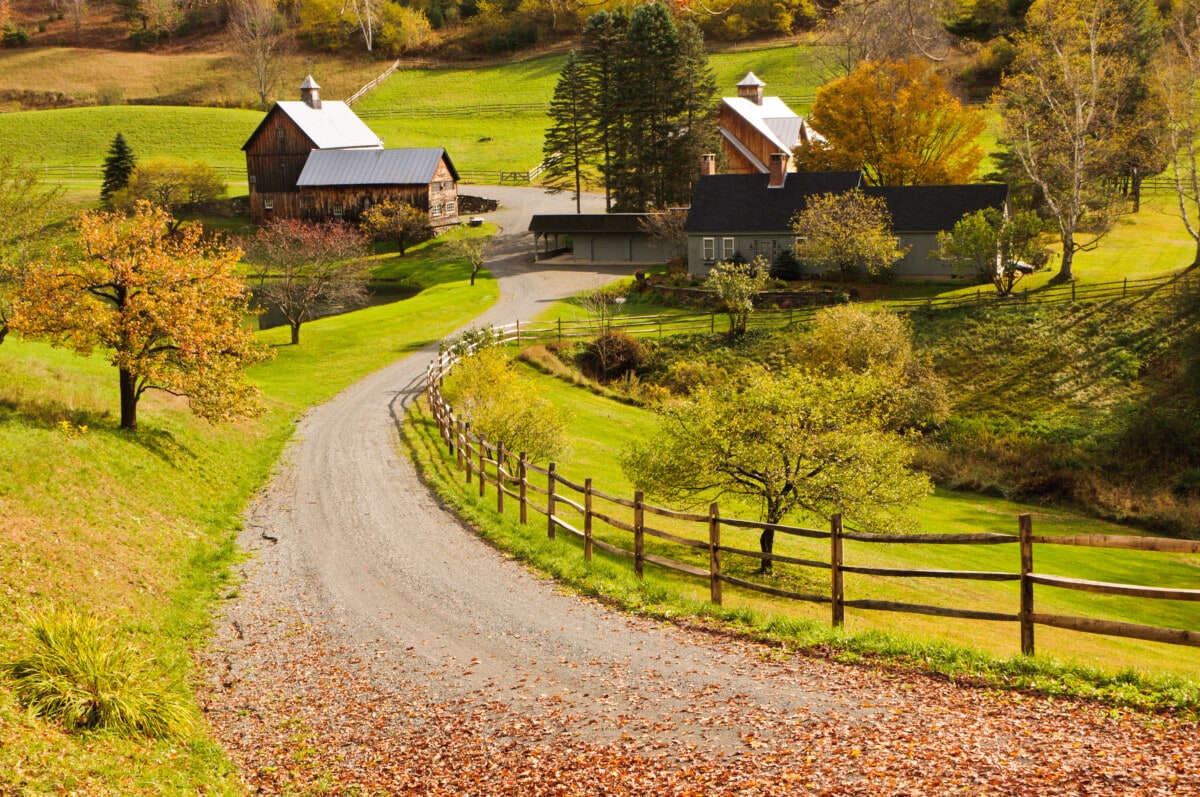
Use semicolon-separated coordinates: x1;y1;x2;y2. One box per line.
14;202;270;431
795;57;986;186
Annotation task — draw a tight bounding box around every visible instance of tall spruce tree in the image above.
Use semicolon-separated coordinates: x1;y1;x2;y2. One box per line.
669;19;718;207
580;9;629;212
543;51;595;213
100;133;136;207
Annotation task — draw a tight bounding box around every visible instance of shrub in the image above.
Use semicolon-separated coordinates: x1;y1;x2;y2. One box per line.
3;25;30;47
580;331;645;381
5;606;192;738
770;248;803;281
96;84;125;106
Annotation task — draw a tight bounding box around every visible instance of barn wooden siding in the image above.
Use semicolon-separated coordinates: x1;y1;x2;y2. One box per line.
246;110;315;203
718;107;776;175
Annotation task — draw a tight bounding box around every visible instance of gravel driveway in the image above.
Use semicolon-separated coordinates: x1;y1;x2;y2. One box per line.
204;186;1198;794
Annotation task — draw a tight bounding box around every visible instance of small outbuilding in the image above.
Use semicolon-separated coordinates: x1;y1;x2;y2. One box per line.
529;214;670;263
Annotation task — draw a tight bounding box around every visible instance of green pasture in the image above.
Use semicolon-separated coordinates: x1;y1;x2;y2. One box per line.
0;226;496;793
0;106;263;170
428;359;1200;680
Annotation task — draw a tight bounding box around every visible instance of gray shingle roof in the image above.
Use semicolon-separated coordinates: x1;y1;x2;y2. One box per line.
684;174;1009;235
297;148;459;187
684;172;864;233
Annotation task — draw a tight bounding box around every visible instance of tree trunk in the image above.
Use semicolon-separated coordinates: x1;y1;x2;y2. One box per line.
758;529;775;574
290;322;301;345
1131;173;1142;213
119;367;139;430
1054;236;1075;283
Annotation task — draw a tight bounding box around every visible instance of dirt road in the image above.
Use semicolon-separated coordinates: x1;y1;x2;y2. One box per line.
205;187;1198;795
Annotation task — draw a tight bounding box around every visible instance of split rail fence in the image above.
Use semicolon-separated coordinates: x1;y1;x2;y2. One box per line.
424;357;1200;657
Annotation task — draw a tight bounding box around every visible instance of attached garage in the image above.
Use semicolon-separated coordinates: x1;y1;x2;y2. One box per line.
529;214;670;264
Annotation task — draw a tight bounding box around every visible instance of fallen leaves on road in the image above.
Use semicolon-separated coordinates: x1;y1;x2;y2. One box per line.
203;622;1198;796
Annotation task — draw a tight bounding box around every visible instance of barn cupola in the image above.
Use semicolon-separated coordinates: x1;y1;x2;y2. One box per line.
736;72;765;106
300;75;322;110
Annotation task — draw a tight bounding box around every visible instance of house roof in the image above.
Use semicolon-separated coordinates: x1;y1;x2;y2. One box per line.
529;213;653;234
720;96;803;153
684;172;865;233
296;148;459;187
864;184;1010;232
242;100;384;151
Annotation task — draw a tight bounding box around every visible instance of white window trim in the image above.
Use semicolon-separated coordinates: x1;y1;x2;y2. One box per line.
722;237;735;260
702;237;715;261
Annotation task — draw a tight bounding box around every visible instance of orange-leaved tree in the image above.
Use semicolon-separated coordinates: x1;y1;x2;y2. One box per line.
795;57;986;186
14;202;270;431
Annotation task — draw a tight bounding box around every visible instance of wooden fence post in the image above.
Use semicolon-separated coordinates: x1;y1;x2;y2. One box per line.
584;478;593;562
515;320;521;345
1020;513;1035;656
1123;277;1128;298
463;422;472;483
1071;281;1076;302
657;315;663;339
557;317;562;342
711;312;715;333
478;437;487;498
709;503;722;605
519;453;528;525
547;463;557;539
633;490;645;578
831;513;844;627
496;441;505;513
456;419;465;471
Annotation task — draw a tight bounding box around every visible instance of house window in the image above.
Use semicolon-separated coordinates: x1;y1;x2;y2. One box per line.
248;175;256;185
275;127;285;145
263;198;274;210
444;201;456;216
431;203;442;218
333;203;343;218
363;198;372;211
702;237;715;261
794;236;805;250
722;237;736;260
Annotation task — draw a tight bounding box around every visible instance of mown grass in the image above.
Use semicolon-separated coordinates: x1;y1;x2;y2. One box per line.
404;380;1200;715
0;227;496;793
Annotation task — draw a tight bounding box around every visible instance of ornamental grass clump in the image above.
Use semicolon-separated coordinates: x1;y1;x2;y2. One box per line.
5;605;192;738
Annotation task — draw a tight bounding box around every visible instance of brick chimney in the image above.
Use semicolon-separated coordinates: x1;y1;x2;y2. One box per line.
768;152;789;188
737;71;765;106
300;75;322;110
700;153;716;176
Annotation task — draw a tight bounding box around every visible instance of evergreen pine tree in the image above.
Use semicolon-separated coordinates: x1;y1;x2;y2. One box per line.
669;19;718;207
100;133;136;207
543;51;596;214
580;9;629;212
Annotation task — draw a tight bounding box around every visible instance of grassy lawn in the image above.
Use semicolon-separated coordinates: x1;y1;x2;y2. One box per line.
416;359;1200;686
0;227;496;794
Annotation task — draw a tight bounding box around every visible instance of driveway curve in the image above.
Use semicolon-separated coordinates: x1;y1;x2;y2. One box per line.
205;186;1198;795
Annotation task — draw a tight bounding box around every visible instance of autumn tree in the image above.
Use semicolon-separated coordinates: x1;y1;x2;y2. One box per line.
227;0;290;110
448;235;489;286
639;207;689;263
14;203;268;430
793;190;908;281
543;50;595;214
441;346;568;465
1155;0;1200;266
795;57;986;186
820;0;954;76
100;133;136;207
0;157;64;345
244;218;370;345
934;207;1048;295
703;257;770;336
622;366;930;573
359;199;432;255
997;0;1138;283
112;158;225;234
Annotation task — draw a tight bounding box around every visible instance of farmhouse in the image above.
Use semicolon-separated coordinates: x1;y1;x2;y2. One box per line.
242;76;459;227
684;157;1010;278
717;72;822;175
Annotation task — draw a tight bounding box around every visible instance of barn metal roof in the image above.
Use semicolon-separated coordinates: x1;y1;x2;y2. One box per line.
720;96;820;155
296;148;459;187
245;100;384;151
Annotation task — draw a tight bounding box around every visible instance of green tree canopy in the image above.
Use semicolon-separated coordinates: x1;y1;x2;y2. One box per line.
792;190;908;281
622;366;931;572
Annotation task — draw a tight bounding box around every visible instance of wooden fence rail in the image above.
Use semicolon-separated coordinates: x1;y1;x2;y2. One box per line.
424;359;1200;658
